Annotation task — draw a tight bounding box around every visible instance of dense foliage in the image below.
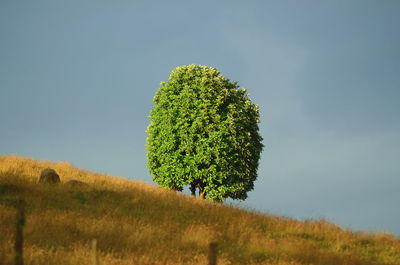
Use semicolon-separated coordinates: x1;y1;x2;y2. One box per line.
147;65;263;201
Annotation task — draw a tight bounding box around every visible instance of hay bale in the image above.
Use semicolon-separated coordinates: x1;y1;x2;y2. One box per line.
39;168;60;184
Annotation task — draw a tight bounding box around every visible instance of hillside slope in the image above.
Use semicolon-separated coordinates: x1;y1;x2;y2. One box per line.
0;155;399;265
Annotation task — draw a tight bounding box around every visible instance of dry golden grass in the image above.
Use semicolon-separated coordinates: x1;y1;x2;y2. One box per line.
1;155;399;265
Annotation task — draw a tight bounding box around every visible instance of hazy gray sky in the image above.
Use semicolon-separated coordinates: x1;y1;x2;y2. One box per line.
1;1;399;235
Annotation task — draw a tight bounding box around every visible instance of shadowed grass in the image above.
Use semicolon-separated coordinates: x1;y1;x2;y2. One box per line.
0;155;399;264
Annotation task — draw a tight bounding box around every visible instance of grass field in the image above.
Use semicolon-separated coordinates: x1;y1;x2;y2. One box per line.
0;155;399;265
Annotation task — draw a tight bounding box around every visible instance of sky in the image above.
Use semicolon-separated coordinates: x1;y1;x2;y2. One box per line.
1;0;399;235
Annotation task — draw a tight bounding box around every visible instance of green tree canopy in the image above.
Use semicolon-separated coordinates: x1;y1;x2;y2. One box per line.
147;65;263;201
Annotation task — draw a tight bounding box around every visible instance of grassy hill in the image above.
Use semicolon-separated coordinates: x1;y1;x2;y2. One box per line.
0;155;399;265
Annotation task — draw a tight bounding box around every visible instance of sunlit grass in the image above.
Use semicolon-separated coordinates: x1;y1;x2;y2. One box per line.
1;155;399;264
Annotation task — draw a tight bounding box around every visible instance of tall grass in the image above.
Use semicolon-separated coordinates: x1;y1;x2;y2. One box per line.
0;155;399;265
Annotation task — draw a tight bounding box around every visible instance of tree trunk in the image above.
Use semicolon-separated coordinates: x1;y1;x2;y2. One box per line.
190;183;196;197
199;187;207;200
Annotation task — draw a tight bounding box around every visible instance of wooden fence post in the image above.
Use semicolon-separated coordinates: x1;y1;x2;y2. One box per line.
15;199;26;265
208;242;217;265
92;239;98;265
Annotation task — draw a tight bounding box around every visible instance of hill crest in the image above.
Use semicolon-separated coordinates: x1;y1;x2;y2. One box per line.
0;155;399;265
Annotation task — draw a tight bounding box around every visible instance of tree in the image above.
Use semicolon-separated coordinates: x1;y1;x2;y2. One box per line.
146;65;263;201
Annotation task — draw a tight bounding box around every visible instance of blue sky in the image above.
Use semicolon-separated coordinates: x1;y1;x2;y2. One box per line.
1;1;399;235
